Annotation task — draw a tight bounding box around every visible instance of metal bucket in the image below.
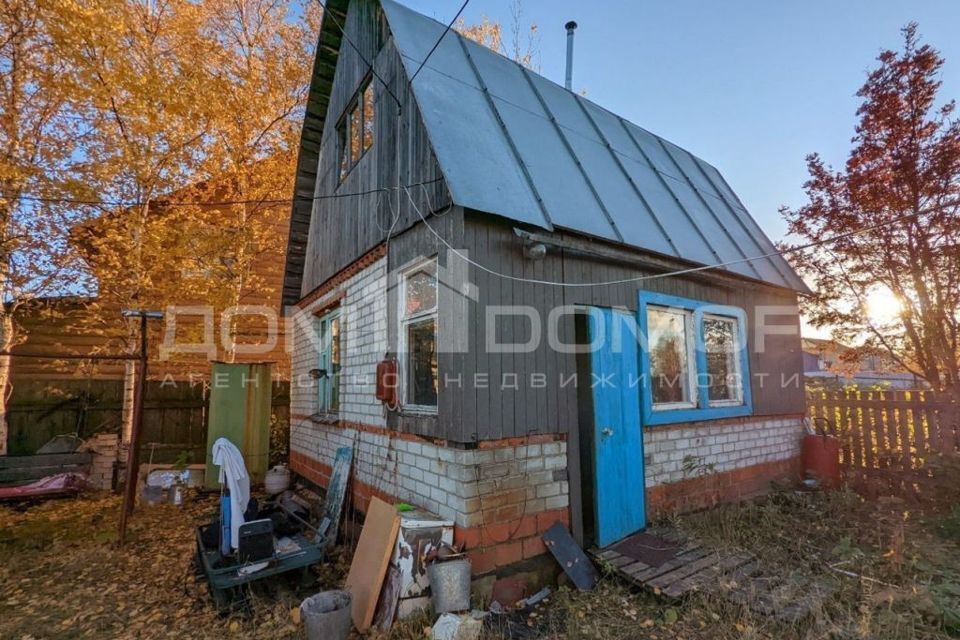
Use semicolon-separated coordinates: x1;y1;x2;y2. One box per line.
301;590;352;640
427;559;472;613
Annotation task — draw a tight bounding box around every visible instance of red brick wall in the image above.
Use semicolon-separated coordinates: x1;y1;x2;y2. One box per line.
646;456;801;515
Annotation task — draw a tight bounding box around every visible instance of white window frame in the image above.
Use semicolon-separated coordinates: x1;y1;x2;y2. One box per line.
317;308;341;413
398;257;439;414
648;306;699;412
702;313;744;408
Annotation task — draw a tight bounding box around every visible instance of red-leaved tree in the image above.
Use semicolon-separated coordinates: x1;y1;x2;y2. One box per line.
782;23;960;401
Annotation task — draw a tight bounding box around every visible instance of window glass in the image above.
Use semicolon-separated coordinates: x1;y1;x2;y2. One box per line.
338;122;349;181
404;262;437;316
647;307;694;407
318;311;340;412
704;316;742;405
407;318;438;406
349;104;362;168
362;83;375;152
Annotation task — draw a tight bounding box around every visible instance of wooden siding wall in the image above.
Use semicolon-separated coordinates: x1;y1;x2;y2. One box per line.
300;0;450;297
426;215;805;444
385;207;466;439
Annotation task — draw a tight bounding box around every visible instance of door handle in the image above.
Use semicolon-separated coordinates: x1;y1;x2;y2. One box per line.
600;427;614;438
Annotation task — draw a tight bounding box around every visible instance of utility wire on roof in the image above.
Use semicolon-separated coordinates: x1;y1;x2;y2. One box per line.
409;0;470;84
404;185;942;290
4;179;442;208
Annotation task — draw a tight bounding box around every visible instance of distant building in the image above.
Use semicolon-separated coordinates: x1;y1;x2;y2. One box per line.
802;337;923;389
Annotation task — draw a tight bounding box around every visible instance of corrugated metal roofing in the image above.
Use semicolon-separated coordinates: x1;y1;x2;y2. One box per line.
381;0;809;292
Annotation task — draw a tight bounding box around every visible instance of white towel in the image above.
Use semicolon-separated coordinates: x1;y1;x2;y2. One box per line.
211;437;250;550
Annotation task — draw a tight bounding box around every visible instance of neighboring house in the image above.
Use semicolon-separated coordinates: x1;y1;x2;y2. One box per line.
284;0;809;577
802;337;923;389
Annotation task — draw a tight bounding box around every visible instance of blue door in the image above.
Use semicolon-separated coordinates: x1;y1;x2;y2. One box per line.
588;308;646;547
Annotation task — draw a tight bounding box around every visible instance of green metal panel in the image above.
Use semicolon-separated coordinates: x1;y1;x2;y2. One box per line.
205;362;273;489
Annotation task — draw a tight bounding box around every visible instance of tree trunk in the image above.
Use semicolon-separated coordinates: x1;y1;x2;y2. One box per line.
0;313;12;456
120;359;136;446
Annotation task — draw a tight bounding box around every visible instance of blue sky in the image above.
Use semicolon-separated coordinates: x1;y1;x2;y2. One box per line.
401;0;960;243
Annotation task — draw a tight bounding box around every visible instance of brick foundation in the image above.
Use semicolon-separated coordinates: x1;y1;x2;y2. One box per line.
290;422;568;576
646;456;801;514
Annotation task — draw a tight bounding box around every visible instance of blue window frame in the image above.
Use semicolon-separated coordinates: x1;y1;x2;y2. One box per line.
317;309;340;412
637;291;752;426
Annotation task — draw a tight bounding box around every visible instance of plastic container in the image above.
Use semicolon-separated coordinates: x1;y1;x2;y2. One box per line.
301;590;352;640
802;434;841;489
141;485;163;506
264;464;291;495
426;559;472;613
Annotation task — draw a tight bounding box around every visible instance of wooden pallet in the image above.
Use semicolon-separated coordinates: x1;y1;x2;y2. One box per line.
592;543;758;599
592;529;833;622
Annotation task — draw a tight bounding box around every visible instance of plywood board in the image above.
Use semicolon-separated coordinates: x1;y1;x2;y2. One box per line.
345;497;400;632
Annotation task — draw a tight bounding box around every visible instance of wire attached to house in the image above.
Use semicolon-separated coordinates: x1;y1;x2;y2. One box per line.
409;0;471;84
403;185;941;289
313;0;402;110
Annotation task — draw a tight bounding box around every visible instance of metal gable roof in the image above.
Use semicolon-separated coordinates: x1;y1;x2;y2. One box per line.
380;0;809;293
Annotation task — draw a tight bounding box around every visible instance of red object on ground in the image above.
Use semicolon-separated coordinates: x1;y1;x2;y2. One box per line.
802;434;841;489
0;472;87;501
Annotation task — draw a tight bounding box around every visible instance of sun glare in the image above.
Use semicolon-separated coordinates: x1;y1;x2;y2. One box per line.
866;288;902;324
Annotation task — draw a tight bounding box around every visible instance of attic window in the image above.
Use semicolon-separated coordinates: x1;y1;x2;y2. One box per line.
337;78;375;181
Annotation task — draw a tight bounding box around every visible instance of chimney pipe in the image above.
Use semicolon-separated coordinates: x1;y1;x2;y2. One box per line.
564;20;578;91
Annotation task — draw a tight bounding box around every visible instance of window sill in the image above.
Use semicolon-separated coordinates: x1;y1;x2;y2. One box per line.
400;406;437;418
645;403;752;427
309;411;340;425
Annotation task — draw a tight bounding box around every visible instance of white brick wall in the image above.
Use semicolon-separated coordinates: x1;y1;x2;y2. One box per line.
289;257;388;427
292;419;568;528
643;415;804;487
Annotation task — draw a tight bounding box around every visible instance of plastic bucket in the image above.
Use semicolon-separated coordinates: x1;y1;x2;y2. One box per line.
301;590;352;640
427;559;472;613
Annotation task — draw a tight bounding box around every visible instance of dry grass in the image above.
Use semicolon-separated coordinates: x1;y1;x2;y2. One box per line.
2;458;959;639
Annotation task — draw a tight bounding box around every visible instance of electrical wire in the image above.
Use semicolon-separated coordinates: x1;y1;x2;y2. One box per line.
3;179;442;209
403;185;943;289
313;0;401;109
409;0;470;84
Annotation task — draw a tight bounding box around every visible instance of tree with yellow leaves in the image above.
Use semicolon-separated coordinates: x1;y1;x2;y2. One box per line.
0;0;92;454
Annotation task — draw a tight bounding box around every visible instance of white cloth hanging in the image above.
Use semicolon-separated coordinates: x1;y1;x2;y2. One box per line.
211;437;250;550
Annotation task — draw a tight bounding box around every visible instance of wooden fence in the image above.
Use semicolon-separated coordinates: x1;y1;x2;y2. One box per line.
807;389;959;470
6;378;291;465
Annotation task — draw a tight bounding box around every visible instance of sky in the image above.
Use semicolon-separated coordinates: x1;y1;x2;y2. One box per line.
400;0;960;243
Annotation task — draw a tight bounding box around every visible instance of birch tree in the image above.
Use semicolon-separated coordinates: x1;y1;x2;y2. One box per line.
0;0;89;454
51;0;219;443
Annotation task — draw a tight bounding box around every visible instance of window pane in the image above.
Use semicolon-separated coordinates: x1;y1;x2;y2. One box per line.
338;123;349;181
362;83;375;152
407;318;437;406
404;260;437;317
647;307;693;406
318;314;341;411
350;104;362;166
704;317;742;404
330;316;340;410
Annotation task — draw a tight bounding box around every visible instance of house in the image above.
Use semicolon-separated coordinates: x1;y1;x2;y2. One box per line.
802;337;923;389
283;0;809;577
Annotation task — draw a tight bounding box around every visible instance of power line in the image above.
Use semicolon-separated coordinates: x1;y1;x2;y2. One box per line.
3;179;441;208
409;0;470;84
404;185;941;289
314;0;401;109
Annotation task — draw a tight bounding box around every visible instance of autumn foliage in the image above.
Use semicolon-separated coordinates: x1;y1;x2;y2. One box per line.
783;24;960;400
